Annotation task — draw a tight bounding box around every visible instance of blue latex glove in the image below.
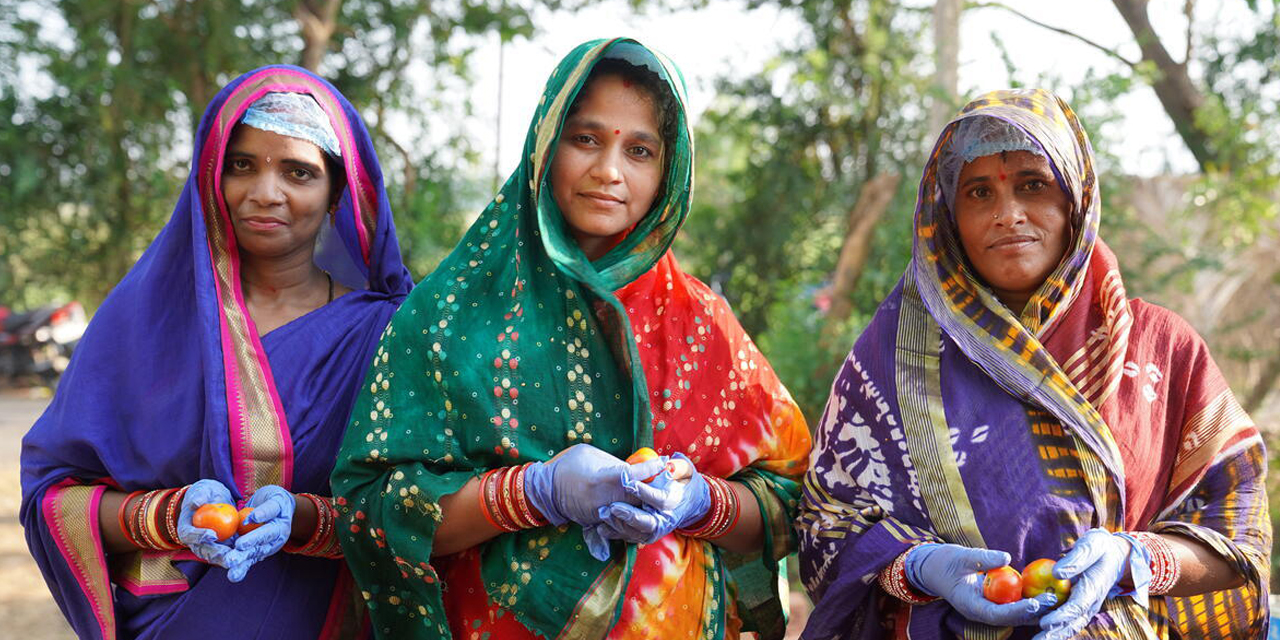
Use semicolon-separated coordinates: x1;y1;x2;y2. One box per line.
906;543;1057;627
1034;528;1152;640
523;443;666;529
222;485;295;583
594;453;712;549
176;478;236;568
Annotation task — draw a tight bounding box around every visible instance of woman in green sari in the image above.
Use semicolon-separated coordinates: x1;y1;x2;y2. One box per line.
332;38;812;640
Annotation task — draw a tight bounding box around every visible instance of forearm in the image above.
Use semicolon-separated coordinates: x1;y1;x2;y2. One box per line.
98;490;139;554
431;476;506;557
1159;532;1245;596
704;481;763;554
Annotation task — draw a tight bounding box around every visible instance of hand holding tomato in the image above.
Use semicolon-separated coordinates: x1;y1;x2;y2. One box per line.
1034;529;1151;640
223;485;296;583
904;543;1058;627
176;478;237;568
1022;558;1071;603
192;503;240;541
982;565;1023;604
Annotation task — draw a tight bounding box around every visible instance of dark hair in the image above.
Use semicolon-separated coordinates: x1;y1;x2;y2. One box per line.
323;152;347;210
567;57;680;156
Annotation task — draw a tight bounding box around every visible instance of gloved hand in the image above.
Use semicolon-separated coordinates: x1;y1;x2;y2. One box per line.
1034;528;1151;640
906;543;1057;627
594;453;711;549
523;444;665;527
177;478;236;568
222;485;295;583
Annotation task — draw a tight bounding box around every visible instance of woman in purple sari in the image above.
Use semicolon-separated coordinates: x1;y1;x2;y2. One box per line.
20;66;411;640
798;90;1269;639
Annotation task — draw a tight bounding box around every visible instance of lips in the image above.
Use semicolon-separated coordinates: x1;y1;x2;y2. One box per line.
240;216;287;231
988;234;1037;250
579;191;624;206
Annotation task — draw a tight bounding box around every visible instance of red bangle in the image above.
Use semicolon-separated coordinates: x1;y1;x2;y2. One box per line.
117;490;146;549
878;546;938;604
1129;531;1181;595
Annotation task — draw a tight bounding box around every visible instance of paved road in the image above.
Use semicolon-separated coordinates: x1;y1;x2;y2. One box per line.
0;389;74;639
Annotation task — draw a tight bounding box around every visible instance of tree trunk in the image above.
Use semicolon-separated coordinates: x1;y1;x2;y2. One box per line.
929;0;961;136
823;172;901;340
1109;0;1215;170
1243;351;1280;414
295;0;342;72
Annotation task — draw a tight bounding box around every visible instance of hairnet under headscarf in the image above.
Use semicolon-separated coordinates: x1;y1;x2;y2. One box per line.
937;116;1043;209
240;91;342;158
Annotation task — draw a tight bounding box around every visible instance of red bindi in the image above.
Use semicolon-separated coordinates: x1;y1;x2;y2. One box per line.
614;129;620;135
998;173;1007;181
622;79;632;88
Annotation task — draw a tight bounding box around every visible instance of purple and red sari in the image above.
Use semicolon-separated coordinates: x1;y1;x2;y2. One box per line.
20;66;411;640
797;90;1270;639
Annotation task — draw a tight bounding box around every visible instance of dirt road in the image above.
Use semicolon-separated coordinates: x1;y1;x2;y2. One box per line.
0;389;74;639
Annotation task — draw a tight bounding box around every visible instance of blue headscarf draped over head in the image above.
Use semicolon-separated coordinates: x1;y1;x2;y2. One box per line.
20;65;410;640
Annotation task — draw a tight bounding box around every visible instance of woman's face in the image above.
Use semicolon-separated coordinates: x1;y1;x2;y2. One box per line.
954;150;1071;312
221;125;334;261
550;73;665;260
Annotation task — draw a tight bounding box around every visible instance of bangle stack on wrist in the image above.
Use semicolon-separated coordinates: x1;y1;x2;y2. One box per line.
878;545;938;604
284;493;342;558
118;486;188;551
677;475;740;539
479;463;548;532
1129;531;1181;594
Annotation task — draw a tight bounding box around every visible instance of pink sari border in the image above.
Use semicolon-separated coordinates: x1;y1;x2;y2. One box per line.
41;480;114;640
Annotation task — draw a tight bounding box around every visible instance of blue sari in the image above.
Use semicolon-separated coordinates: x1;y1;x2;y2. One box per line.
20;65;411;640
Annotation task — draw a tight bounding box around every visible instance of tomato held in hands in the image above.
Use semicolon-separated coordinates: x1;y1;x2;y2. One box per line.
625;447;665;483
982;565;1023;604
236;507;264;536
1022;558;1072;603
192;503;240;541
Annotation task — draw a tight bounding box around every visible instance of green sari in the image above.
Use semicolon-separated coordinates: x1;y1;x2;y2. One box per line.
332;38;809;640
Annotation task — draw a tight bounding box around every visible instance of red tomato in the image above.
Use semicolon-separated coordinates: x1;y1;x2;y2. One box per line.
625;447;664;483
1022;558;1072;603
982;565;1023;605
236;507;264;536
192;503;240;541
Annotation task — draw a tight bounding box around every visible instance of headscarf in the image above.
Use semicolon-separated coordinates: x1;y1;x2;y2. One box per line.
333;38;810;640
798;89;1269;639
20;65;411;640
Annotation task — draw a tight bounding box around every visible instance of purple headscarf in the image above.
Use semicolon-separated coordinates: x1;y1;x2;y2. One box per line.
20;65;410;640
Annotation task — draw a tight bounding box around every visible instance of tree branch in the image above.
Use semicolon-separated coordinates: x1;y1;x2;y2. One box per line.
967;1;1138;68
1183;0;1194;66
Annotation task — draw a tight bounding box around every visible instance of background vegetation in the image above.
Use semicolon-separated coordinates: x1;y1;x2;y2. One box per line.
2;0;1276;590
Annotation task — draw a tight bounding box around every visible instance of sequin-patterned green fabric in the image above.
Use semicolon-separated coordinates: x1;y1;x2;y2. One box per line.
331;38;696;639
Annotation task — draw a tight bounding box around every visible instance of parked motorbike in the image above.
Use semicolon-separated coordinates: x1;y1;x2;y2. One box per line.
0;301;88;388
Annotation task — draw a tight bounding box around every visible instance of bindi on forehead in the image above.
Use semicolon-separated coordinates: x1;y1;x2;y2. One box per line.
998;172;1006;181
614;129;620;135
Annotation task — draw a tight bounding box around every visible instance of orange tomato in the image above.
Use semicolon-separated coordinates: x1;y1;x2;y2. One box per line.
625;447;664;483
236;507;264;536
1022;558;1071;603
192;503;240;541
982;565;1023;605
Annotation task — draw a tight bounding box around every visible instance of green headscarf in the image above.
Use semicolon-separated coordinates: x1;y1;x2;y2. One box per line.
332;38;694;638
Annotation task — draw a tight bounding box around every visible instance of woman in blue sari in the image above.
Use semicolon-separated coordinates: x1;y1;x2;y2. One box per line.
20;66;411;639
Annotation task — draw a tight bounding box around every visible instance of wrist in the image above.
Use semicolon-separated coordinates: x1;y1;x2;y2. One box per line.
676;476;738;539
1127;531;1179;595
480;464;550;532
880;545;938;604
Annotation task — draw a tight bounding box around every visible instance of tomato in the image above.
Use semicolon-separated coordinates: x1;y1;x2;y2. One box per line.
982;565;1023;605
192;503;240;541
236;506;264;536
625;447;664;483
1022;558;1072;603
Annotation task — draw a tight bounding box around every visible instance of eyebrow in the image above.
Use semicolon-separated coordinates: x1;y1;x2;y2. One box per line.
959;168;1052;190
566;117;662;147
225;149;324;174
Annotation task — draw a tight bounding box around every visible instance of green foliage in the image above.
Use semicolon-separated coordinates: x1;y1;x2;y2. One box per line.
0;0;545;308
677;1;932;414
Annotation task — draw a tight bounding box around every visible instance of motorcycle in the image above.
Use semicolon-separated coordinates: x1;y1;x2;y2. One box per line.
0;301;88;388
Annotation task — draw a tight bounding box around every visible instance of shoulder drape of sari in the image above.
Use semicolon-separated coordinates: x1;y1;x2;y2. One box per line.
797;89;1269;640
20;65;411;640
331;39;810;640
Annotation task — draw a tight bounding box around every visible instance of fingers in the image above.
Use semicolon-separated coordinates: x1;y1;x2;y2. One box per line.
982;594;1058;626
604;503;661;539
1054;529;1105;580
625;477;685;511
623;458;667;485
582;524;612;562
245;499;281;523
968;547;1013;572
